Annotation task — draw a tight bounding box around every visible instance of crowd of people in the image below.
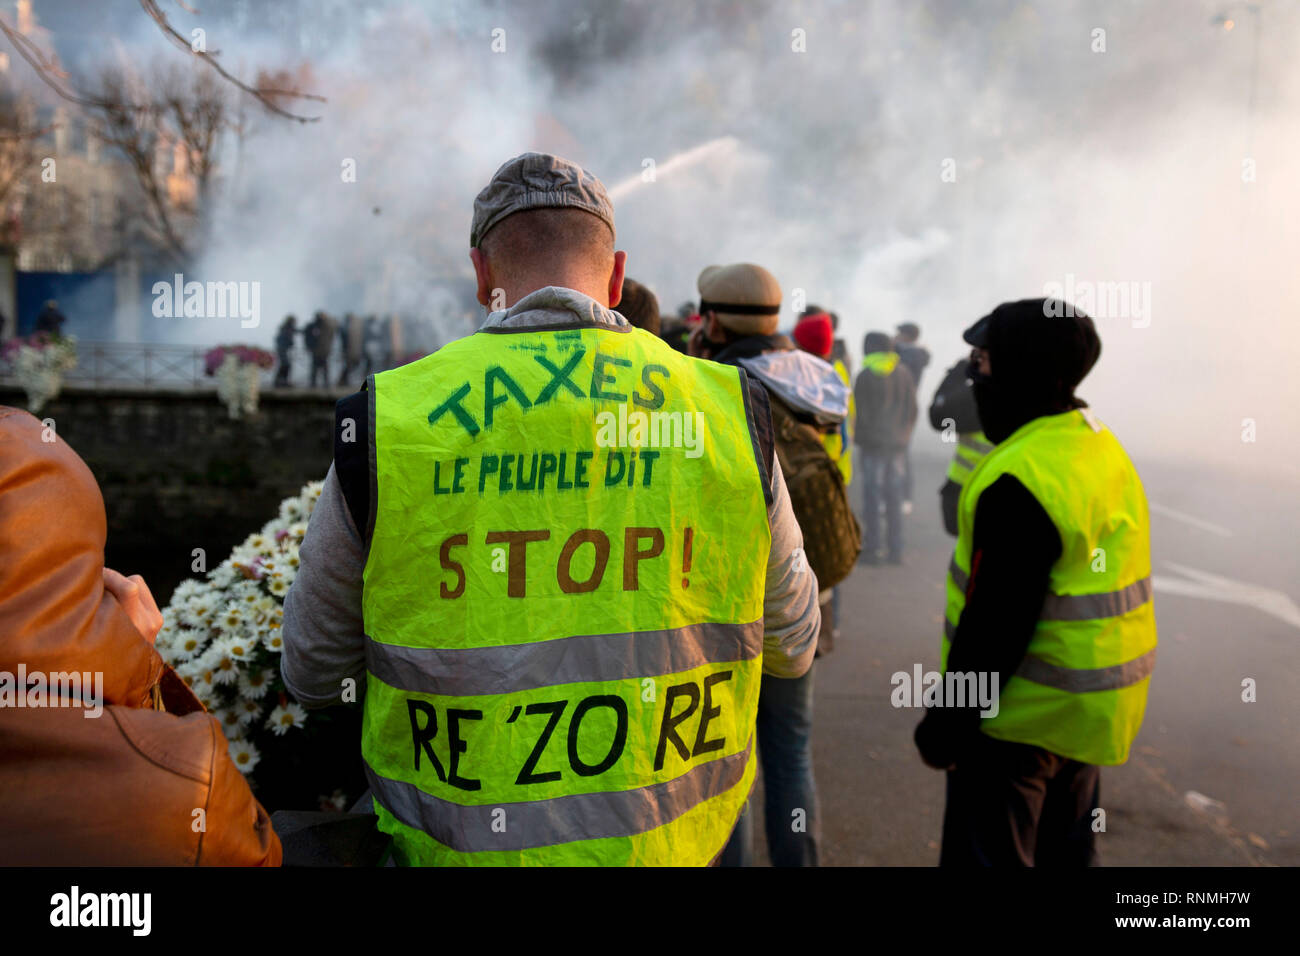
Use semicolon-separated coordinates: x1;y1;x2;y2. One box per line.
0;151;1155;869
273;312;399;388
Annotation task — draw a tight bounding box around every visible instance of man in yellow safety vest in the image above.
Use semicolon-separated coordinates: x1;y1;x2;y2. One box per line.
914;298;1157;867
281;152;820;866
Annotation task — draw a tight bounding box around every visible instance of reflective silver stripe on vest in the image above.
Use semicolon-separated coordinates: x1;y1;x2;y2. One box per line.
959;434;994;454
366;733;754;854
948;557;969;592
367;619;764;698
1039;577;1153;622
1015;646;1156;693
948;563;1151;625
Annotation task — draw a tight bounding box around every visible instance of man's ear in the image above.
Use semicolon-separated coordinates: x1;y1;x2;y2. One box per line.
470;247;492;307
607;250;627;308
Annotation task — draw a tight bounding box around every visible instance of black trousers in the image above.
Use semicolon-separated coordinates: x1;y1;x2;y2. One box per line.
940;733;1101;867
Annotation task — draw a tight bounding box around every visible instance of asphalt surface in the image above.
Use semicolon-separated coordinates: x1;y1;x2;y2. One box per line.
749;433;1297;866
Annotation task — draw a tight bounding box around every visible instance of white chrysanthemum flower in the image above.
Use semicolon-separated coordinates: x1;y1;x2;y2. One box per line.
208;565;238;589
268;576;290;598
263;629;284;653
234;696;263;723
218;602;250;631
267;702;307;735
206;647;242;685
170;629;206;661
217;632;256;663
171;579;204;602
192;667;219;698
228;580;259;602
215;707;245;736
183;596;215;621
156;642;183;667
228;738;261;774
237;668;274;700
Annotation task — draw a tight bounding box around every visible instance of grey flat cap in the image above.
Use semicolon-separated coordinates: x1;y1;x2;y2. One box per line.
471;152;615;248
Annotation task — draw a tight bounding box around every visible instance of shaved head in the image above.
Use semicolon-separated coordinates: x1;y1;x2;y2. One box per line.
482;208;612;276
471;207;625;309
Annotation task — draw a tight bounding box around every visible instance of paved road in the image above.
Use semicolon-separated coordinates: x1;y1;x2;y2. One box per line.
751;433;1297;866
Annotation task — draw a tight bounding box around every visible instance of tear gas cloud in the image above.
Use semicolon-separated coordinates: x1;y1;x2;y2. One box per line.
37;0;1300;477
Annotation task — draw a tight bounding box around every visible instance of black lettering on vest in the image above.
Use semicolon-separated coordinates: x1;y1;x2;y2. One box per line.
692;671;731;758
567;695;628;777
407;699;447;782
515;699;568;786
639;450;659;486
439;533;468;599
428;382;479;436
654;682;700;772
484;366;532;429
537;453;557;490
447;708;483;791
533;351;586;403
478;454;499;492
634;363;669;410
590;353;631;402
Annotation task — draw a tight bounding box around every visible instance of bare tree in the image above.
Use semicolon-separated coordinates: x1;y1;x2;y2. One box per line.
0;0;325;262
0;83;46;244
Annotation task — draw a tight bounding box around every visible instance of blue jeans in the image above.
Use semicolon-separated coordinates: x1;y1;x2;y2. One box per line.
719;663;819;866
859;448;905;558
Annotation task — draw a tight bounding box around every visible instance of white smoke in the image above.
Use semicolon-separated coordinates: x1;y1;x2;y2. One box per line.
43;0;1300;477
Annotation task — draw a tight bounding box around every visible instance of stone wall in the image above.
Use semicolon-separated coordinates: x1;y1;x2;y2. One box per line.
0;384;347;600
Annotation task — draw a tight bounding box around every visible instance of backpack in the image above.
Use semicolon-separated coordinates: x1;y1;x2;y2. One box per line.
765;391;861;589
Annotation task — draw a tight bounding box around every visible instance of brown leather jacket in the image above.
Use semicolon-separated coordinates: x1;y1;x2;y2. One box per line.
0;406;281;865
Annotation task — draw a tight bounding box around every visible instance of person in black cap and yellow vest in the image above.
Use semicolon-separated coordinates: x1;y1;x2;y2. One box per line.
915;298;1157;867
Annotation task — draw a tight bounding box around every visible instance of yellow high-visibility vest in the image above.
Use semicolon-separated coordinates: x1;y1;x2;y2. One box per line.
362;323;771;865
945;430;994;486
825;357;854;485
942;409;1157;766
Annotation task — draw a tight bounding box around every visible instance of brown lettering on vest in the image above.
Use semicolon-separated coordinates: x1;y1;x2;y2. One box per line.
485;530;551;597
623;526;665;591
439;533;468;599
557;529;610;594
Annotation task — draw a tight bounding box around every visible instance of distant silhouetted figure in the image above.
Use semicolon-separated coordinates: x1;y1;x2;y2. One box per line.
338;312;364;385
305;311;336;388
274;315;298;387
35;300;66;336
362;316;386;376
